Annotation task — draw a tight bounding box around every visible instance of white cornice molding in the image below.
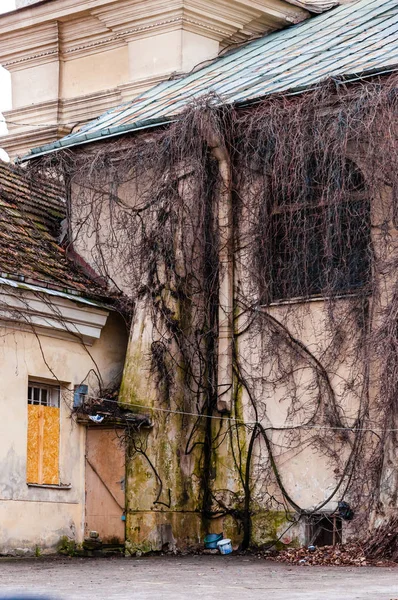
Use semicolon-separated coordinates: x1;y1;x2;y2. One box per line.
286;0;338;13
1;74;168;158
0;0;310;54
0;0;121;33
3;99;60;133
0;0;311;69
0;285;110;345
60;89;122;123
0;21;59;70
92;0;308;42
59;13;127;59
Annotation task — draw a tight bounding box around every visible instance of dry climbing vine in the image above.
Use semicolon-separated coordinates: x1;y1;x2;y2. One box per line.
28;73;398;548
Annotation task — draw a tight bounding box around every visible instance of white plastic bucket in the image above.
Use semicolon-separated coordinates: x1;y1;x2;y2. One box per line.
217;538;232;555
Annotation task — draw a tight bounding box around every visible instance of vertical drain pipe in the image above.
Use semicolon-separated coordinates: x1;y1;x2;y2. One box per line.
203;117;234;413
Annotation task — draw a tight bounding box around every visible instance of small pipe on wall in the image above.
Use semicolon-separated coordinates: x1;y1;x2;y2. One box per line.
201;115;234;413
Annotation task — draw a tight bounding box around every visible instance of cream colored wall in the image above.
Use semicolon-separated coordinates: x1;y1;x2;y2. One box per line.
69;158;352;549
127;30;219;80
60;47;130;100
0;309;128;555
11;61;59;108
239;300;352;509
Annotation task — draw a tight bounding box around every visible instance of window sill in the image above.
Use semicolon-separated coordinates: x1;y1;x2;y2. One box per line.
262;289;371;308
27;483;72;490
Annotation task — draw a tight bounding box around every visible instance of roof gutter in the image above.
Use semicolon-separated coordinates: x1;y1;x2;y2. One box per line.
18;119;176;163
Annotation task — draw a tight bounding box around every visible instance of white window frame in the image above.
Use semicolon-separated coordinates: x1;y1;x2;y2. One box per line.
27;381;60;408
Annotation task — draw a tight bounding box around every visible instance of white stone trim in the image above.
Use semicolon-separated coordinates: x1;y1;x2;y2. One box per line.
0;284;110;345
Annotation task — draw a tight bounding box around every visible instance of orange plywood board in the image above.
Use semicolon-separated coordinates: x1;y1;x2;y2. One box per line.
42;406;60;485
26;404;40;484
27;405;60;485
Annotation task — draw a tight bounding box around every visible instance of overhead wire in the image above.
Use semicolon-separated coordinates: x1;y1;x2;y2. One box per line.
87;394;398;433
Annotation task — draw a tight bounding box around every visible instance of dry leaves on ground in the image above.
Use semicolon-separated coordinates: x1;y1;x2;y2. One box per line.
272;543;394;567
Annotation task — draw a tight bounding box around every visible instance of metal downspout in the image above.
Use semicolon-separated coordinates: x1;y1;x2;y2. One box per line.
204;124;234;413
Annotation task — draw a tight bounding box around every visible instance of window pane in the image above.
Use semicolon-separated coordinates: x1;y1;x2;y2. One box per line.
28;382;61;408
50;387;60;408
41;388;48;406
271;208;325;300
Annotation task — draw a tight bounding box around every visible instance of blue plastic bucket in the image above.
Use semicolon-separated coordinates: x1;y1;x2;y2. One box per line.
204;533;223;549
217;538;232;555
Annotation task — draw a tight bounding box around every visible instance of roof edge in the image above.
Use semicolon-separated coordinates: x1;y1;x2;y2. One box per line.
19;64;398;163
286;0;339;13
0;275;110;310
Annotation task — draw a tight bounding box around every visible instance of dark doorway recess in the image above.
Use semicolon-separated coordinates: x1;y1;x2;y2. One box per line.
308;514;342;546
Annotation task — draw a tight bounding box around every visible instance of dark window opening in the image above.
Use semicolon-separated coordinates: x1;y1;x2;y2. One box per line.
307;514;342;547
267;157;371;302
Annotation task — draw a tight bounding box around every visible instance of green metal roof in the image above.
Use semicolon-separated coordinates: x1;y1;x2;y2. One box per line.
22;0;398;160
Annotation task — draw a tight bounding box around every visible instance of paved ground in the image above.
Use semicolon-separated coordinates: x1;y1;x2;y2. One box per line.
0;555;397;600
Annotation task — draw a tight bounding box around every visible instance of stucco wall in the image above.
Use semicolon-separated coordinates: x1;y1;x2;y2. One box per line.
67;153;352;551
66;132;391;553
0;307;128;555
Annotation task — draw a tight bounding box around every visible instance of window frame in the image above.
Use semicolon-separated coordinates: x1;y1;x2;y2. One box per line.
28;381;60;408
265;158;371;304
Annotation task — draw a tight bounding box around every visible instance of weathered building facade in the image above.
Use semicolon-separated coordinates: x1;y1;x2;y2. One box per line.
20;0;398;555
0;161;129;554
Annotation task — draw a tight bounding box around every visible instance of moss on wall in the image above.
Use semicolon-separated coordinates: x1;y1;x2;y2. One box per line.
251;511;301;549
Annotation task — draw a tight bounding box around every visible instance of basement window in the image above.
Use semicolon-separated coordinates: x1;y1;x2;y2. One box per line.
27;380;60;485
307;513;342;547
267;157;371;302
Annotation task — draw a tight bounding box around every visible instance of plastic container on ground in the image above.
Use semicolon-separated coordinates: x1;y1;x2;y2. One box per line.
204;533;223;549
217;539;233;555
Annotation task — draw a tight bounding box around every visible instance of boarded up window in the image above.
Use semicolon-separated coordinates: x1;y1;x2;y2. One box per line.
27;382;60;485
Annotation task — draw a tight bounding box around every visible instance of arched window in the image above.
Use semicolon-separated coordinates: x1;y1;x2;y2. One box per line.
268;156;370;302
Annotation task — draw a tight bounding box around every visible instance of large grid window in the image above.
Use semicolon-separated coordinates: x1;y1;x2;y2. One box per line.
268;157;371;302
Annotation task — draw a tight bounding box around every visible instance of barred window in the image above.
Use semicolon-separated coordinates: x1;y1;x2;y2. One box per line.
28;383;60;408
268;157;371;302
